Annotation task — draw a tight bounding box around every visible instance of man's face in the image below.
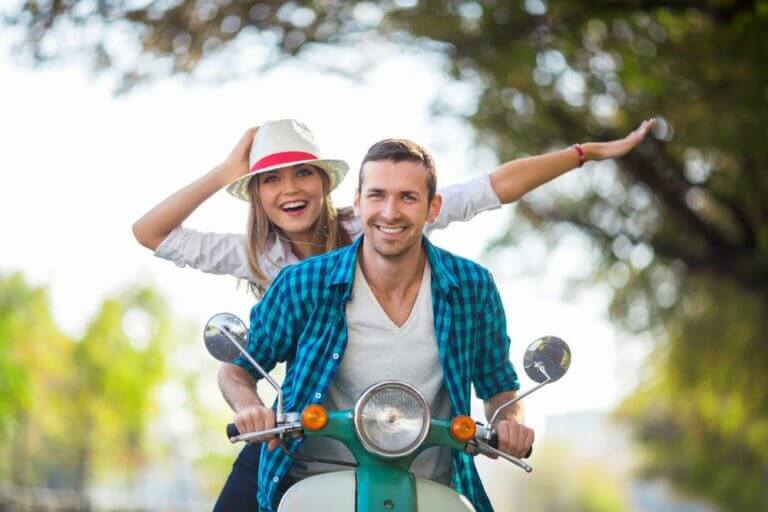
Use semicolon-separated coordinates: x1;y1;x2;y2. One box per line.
354;159;441;259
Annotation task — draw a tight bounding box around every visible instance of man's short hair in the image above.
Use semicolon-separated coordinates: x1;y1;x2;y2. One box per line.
359;139;437;201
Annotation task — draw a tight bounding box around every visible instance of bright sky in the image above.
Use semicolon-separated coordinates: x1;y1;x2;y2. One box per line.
1;37;649;455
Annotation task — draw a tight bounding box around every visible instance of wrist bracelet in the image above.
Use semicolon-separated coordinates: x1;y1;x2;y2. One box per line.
573;143;585;167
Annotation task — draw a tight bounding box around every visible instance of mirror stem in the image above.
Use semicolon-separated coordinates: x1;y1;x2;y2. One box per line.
219;326;285;423
489;378;551;427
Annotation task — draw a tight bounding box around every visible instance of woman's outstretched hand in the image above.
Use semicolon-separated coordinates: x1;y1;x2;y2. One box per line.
588;118;656;161
219;126;259;184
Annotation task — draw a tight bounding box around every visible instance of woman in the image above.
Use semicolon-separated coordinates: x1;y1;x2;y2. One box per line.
132;118;654;510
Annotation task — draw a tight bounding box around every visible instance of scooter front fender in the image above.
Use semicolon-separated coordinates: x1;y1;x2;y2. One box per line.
278;471;475;512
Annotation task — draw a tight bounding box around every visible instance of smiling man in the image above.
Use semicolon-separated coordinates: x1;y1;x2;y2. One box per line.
230;139;533;512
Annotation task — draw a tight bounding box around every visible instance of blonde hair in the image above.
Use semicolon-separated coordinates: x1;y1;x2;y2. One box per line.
245;168;353;298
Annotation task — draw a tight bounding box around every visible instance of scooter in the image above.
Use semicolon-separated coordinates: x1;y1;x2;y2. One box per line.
203;313;571;512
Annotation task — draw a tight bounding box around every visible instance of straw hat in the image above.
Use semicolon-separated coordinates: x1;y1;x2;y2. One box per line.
227;119;350;201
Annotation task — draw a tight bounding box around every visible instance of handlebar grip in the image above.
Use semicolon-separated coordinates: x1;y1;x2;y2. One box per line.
489;433;533;458
227;423;240;439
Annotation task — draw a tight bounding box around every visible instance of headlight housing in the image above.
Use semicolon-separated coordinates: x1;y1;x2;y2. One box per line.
353;381;430;459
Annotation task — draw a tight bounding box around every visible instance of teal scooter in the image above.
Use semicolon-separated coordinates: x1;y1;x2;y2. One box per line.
204;313;571;512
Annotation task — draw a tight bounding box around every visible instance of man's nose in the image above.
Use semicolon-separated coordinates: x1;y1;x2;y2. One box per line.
380;197;399;220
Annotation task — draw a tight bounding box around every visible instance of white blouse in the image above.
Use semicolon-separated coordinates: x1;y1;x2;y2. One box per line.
154;174;500;282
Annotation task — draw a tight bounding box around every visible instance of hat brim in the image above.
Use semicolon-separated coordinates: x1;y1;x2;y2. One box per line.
226;158;350;201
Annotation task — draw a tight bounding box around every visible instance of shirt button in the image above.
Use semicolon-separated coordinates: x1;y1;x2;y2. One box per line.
315;392;322;399
272;476;280;483
332;353;340;360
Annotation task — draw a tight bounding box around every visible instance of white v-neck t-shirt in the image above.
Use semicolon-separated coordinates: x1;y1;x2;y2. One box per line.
291;261;452;483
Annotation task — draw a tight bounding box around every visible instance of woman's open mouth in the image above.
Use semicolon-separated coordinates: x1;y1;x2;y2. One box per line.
280;200;309;217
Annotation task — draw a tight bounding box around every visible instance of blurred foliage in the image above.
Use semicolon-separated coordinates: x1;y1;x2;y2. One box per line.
68;287;170;491
0;273;77;486
4;0;768;508
0;274;169;492
618;277;768;510
0;274;36;435
0;272;244;503
508;443;630;511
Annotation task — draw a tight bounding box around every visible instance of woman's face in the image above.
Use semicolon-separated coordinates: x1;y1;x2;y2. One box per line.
256;164;325;238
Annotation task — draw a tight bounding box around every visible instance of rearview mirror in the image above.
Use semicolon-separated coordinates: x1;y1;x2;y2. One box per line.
523;335;571;384
203;312;248;363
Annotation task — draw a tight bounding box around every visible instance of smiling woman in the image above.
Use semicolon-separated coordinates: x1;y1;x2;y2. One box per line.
247;162;353;290
254;166;328;239
225;120;356;296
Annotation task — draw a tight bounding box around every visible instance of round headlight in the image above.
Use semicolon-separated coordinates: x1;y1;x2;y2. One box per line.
353;381;430;459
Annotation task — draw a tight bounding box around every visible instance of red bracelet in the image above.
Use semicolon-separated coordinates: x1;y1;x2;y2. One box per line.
573;143;585;167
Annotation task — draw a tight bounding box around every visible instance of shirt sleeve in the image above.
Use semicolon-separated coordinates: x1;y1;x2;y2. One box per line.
427;174;501;234
473;272;520;400
234;268;299;380
154;226;253;281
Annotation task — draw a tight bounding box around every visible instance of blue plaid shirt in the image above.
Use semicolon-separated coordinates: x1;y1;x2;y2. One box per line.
236;235;520;511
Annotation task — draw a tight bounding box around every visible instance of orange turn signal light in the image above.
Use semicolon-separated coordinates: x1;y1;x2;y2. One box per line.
301;404;328;431
450;415;477;443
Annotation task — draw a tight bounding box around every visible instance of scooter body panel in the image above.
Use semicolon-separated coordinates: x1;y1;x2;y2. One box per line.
277;471;355;511
277;471;475;512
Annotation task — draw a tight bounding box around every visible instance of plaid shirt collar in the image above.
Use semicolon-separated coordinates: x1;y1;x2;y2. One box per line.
328;233;459;296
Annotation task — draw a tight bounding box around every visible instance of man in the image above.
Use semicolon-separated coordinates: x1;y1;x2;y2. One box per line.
220;139;534;512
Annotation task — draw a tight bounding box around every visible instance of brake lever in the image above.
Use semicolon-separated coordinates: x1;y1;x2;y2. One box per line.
476;440;533;473
229;423;303;444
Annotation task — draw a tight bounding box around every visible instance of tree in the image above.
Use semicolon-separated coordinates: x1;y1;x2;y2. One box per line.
0;274;171;496
0;273;73;486
67;287;170;493
5;1;768;508
0;274;33;440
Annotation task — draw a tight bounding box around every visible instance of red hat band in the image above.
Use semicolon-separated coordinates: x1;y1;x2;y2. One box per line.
250;151;319;173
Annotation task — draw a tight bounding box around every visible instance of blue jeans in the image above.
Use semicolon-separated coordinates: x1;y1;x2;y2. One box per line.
213;444;295;511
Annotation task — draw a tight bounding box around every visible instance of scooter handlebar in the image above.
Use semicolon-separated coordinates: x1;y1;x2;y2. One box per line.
228;422;531;457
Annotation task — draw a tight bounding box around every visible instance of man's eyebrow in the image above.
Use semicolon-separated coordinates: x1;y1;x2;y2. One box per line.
365;187;421;195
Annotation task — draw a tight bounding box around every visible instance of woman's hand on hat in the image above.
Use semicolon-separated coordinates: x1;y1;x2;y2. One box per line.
218;126;259;184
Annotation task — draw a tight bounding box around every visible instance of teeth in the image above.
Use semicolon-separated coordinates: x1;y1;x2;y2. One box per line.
378;226;405;234
282;201;307;209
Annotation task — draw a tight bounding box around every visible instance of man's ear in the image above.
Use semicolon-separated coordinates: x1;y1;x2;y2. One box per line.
426;193;443;224
353;191;361;217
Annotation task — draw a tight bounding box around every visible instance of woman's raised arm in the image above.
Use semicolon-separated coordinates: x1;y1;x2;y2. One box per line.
489;119;655;203
132;127;257;250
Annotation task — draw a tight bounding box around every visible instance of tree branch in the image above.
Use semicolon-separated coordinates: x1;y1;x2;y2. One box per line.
621;139;740;255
